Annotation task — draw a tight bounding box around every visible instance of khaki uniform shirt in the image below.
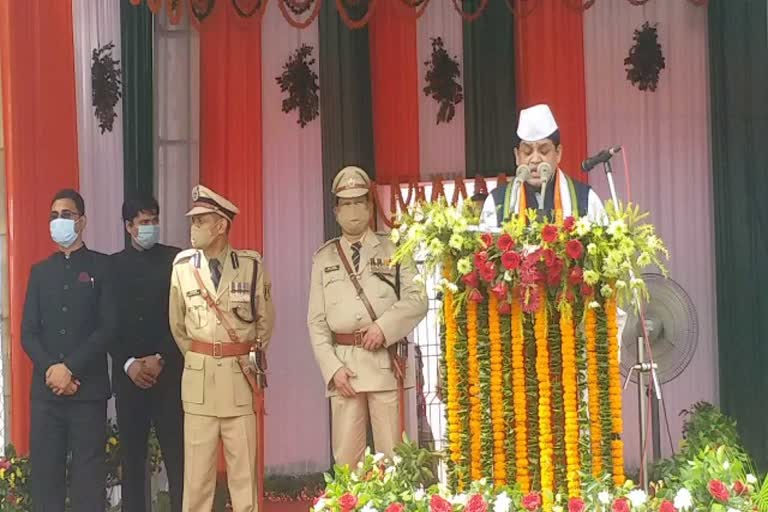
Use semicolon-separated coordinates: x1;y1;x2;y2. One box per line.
169;245;274;417
307;230;428;397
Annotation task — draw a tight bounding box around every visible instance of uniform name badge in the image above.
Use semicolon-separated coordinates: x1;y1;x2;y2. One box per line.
370;258;394;275
230;282;250;303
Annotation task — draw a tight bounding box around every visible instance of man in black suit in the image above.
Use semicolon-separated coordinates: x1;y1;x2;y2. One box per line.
22;188;118;512
111;197;184;512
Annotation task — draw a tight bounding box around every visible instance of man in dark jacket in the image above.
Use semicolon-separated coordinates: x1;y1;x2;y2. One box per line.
111;197;184;512
22;188;118;512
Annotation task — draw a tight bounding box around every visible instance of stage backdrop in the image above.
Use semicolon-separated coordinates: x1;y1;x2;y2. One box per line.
584;0;716;468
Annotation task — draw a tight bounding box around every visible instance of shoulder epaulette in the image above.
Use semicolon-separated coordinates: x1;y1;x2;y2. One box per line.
173;249;197;265
314;238;339;256
235;249;263;261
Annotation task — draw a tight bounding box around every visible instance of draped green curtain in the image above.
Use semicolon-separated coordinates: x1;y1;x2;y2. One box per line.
120;0;154;227
319;1;375;240
709;0;768;469
463;0;516;177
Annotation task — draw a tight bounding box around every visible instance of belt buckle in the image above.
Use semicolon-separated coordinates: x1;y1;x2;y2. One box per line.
353;330;364;347
212;341;223;359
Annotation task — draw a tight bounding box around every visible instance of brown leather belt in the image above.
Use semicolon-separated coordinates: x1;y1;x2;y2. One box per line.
189;340;252;358
333;331;365;346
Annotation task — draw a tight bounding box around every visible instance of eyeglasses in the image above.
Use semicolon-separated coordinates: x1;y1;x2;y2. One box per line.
49;210;80;221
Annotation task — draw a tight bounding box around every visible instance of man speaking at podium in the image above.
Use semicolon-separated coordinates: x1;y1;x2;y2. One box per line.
480;104;606;228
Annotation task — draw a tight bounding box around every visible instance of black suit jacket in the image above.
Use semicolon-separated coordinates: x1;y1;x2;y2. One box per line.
21;246;118;401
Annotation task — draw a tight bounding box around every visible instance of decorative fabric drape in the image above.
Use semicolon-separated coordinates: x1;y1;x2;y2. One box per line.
199;6;263;250
261;3;329;473
121;0;155;238
417;0;466;180
154;10;200;249
584;0;715;467
463;0;517;177
319;0;375;239
708;0;768;470
73;0;125;255
0;0;81;453
368;1;420;184
515;0;588;181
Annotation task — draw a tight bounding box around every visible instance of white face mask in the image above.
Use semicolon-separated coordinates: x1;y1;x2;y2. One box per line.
50;219;78;248
335;202;370;237
191;224;216;249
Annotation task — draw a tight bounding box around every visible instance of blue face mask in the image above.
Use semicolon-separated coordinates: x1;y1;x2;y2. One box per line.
135;225;160;250
50;219;78;248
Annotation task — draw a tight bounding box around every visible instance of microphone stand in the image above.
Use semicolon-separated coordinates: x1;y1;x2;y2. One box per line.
600;159;671;491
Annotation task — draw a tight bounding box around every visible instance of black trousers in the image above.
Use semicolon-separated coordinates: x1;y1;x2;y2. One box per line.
30;399;106;512
116;368;184;512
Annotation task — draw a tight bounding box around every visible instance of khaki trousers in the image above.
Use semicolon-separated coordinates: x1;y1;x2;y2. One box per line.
182;413;257;512
331;390;400;467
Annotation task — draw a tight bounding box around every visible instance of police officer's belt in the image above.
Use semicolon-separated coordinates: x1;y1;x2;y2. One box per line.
333;332;365;346
189;340;252;358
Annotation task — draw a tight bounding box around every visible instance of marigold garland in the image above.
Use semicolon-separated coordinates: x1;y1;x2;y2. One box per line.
534;296;554;509
585;306;603;477
511;297;530;491
488;294;506;486
467;299;482;482
605;294;625;486
560;303;581;497
442;262;464;489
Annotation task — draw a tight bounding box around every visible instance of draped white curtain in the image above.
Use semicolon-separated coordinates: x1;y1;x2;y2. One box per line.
72;0;125;254
261;4;329;473
155;10;200;249
583;1;715;467
417;1;466;180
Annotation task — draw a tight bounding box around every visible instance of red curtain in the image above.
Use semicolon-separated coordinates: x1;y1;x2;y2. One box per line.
514;0;588;182
0;0;80;453
368;2;420;184
199;7;263;251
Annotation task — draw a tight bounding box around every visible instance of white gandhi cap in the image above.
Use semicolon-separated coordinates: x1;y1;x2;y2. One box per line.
516;104;559;142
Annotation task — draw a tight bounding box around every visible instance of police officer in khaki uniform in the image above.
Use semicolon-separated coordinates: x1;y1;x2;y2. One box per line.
307;166;428;466
169;185;275;512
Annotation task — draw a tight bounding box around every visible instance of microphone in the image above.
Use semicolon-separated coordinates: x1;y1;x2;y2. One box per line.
514;164;530;182
581;145;622;172
538;162;554;182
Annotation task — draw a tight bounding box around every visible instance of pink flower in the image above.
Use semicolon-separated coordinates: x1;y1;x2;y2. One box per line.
568;498;586;512
542;224;558;243
521;492;542;511
491;282;508;301
466;494;488;512
462;271;479;289
498;301;512;315
581;283;594;297
540;248;556;268
479;262;497;283
468;289;484;303
568;266;584;286
563;216;576;232
497;233;515;252
473;251;489;269
565;239;584;260
481;233;493;249
611;498;629;512
734;480;747;496
386;504;405;512
430;495;453;512
659;500;677;512
709;479;730;503
501;251;522;271
339;493;358;511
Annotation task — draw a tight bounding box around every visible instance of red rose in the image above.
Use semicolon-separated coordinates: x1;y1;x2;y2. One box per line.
659;500;677;512
339;493;358;511
581;283;594;297
563;216;576;232
481;233;493;249
479;262;497;283
734;481;747;496
430;495;453;512
501;251;522;271
497;233;515;252
547;267;562;287
568;498;586;512
473;251;488;268
566;289;576;303
540;248;556;268
521;492;542;511
565;239;584;260
462;271;479;289
498;301;512;315
466;494;488;512
568;266;584;285
542;224;558;243
491;282;508;301
611;498;630;512
386;504;405;512
468;289;484;303
709;479;730;502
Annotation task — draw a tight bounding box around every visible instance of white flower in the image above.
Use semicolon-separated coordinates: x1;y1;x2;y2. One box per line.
414;488;426;502
390;229;401;244
372;452;385;464
449;233;464;251
575;217;593;237
673;488;693;511
722;460;730;470
747;474;758;485
587;243;598;255
627;489;647;508
727;508;739;512
361;503;378;512
313;498;327;511
357;461;364;469
588;301;601;310
493;492;512;512
598;491;611;505
385;466;396;475
583;270;600;285
414;210;425;222
615;280;627;289
607;219;627;237
450;494;468;506
552;507;563;512
445;282;459;294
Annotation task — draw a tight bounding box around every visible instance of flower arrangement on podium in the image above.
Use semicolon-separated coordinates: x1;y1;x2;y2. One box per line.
390;200;669;502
